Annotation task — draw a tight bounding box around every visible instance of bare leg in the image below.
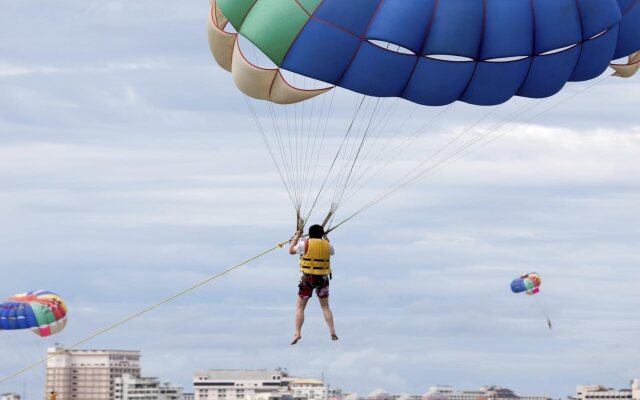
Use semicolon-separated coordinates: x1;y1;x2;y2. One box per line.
319;296;337;339
292;297;308;345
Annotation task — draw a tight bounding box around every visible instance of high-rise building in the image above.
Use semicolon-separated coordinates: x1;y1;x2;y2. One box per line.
45;345;141;400
0;394;20;400
114;374;183;400
184;394;195;400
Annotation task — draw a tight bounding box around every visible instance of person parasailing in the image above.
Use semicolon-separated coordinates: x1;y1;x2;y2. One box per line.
289;224;338;345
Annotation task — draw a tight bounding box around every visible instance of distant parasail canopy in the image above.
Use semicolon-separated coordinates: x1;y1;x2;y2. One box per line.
511;273;542;296
0;291;68;337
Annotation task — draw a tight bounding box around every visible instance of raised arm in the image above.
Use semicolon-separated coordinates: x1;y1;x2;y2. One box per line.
289;231;302;255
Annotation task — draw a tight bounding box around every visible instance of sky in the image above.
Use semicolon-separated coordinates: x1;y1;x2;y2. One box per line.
1;1;640;399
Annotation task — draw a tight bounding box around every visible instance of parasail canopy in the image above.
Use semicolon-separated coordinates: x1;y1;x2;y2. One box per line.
0;291;68;337
209;0;640;106
511;273;542;296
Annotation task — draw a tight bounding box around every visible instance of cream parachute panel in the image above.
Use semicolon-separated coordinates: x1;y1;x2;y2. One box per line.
611;51;640;78
207;0;331;105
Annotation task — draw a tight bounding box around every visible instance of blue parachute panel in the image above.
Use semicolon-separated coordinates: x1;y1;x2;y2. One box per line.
366;0;436;55
314;0;383;37
283;19;361;85
340;42;417;97
614;1;640;59
21;304;36;329
422;0;484;59
403;58;475;106
533;0;582;54
5;304;19;330
571;25;620;81
511;279;527;293
462;59;532;105
0;306;8;329
482;0;533;60
617;0;637;14
576;0;621;40
517;46;581;98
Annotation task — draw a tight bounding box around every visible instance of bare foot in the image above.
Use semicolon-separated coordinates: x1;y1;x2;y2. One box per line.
331;334;339;341
291;334;302;345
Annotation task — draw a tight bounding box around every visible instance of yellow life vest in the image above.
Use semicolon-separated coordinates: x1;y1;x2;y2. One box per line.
299;239;331;275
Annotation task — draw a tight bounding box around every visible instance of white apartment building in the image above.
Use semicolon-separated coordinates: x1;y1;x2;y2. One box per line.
290;379;327;400
570;380;640;400
45;345;141;400
193;370;289;400
425;386;484;400
114;374;183;400
0;394;20;400
572;385;631;400
193;370;328;400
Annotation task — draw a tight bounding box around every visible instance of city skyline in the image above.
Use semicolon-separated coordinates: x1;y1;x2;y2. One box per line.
31;356;640;400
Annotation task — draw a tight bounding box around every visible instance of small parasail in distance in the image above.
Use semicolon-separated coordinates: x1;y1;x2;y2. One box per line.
0;291;68;337
510;273;542;296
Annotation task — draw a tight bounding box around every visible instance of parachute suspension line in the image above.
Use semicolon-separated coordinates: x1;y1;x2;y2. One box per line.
326;105;532;234
328;76;607;234
299;84;314;209
267;101;297;203
243;42;302;208
300;89;336;217
303;95;367;225
298;78;326;216
350;101;536;220
283;103;298;208
384;101;532;194
309;95;370;220
329;97;372;206
339;103;454;206
341;101;513;212
291;75;299;209
329;97;371;207
294;78;303;208
266;104;296;202
243;96;297;209
321;94;379;216
336;98;402;201
427;75;610;177
0;238;291;386
330;96;387;209
333;97;383;209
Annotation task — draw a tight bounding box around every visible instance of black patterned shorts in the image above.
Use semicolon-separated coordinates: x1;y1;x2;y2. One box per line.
298;274;330;299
